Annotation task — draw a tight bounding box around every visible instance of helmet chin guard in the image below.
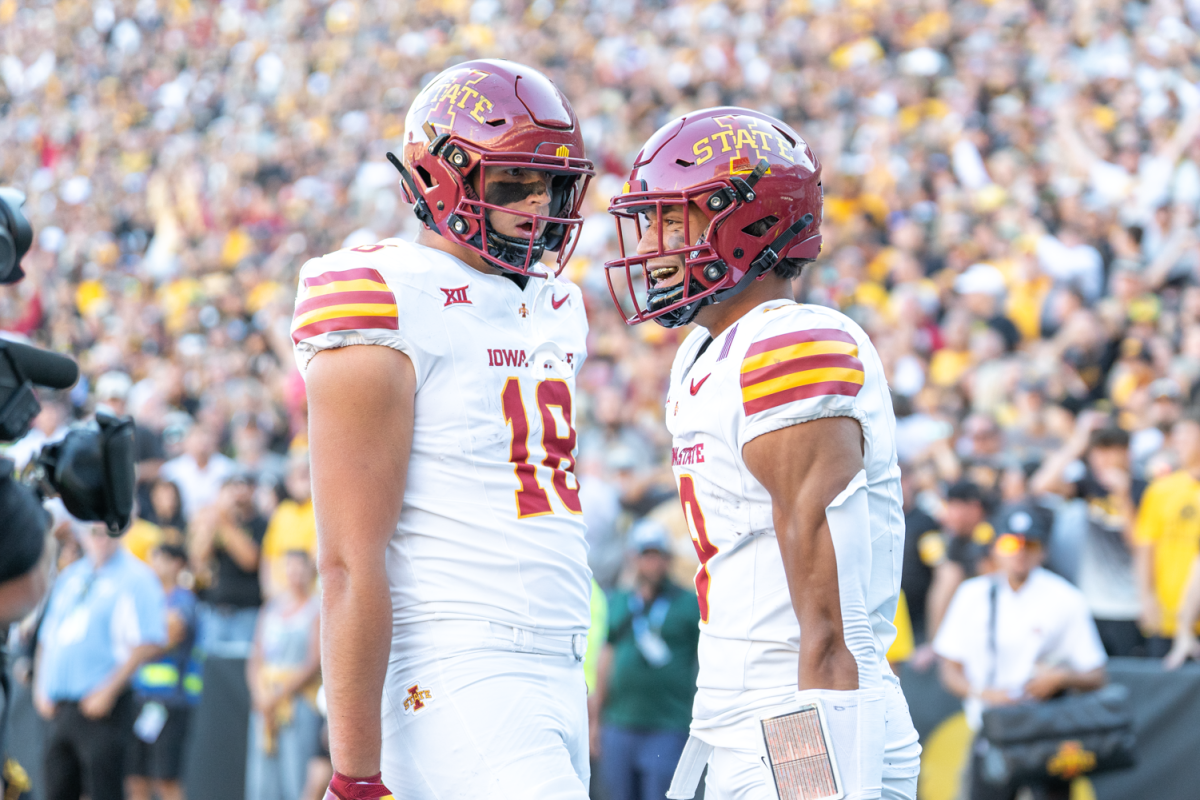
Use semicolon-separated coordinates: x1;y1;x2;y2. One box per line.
605;107;822;325
395;60;595;277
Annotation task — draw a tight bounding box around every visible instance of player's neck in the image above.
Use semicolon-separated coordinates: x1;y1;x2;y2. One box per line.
417;229;505;276
694;274;794;338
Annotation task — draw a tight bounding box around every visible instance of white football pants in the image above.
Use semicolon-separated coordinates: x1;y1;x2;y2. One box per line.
702;679;920;800
379;620;590;800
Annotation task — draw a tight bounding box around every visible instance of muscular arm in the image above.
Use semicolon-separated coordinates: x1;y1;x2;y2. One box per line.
308;345;415;778
743;416;863;692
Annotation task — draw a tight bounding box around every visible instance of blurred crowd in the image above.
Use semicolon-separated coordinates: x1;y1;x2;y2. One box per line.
4;0;1200;795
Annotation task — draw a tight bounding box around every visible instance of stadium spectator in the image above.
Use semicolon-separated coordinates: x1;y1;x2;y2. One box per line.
34;524;166;800
245;550;322;800
1135;411;1200;657
934;503;1107;800
190;473;267;659
231;415;289;487
260;455;316;599
161;425;235;522
591;520;700;800
143;477;188;538
127;543;198;800
923;480;993;651
1032;419;1146;655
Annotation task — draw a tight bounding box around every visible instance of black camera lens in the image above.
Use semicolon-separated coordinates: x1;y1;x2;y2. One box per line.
0;187;33;285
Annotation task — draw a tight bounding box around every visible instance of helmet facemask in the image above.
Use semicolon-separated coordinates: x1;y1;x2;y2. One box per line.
394;126;593;278
465;168;586;273
606;168;767;328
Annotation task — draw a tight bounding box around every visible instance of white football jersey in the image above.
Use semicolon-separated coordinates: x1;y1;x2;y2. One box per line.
665;298;904;740
292;238;592;635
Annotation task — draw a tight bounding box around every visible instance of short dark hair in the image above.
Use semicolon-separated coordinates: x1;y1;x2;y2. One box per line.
946;480;984;505
1089;427;1130;450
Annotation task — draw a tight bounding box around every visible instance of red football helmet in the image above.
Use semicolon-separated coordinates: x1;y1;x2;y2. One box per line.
605;107;822;326
392;59;594;277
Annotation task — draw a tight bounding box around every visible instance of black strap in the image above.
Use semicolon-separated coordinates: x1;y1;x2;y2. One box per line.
386;152;440;233
987;579;999;690
729;158;770;202
747;212;814;277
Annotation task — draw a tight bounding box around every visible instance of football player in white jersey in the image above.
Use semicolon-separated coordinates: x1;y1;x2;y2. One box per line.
604;107;921;800
294;60;596;800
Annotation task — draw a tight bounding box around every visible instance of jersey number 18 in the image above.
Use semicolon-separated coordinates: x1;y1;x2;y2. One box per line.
501;378;582;518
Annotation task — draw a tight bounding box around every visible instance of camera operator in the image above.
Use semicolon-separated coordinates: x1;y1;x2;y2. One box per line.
0;186;140;792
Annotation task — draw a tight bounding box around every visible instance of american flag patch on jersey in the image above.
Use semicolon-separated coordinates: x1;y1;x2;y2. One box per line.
740;328;864;415
291;267;399;345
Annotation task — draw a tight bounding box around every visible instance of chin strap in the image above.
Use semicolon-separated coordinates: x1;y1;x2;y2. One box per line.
387;152;440;234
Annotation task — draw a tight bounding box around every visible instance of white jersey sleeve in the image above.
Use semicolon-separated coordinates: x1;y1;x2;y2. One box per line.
291;244;423;381
735;309;867;450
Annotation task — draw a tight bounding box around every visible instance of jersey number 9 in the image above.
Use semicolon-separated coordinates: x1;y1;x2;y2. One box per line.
678;474;718;623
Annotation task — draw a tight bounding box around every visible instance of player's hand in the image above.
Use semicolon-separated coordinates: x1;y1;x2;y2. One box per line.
324;771;393;800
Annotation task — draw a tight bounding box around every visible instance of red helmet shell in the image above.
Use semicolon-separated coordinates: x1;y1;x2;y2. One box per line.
606;107;822;324
401;59;594;276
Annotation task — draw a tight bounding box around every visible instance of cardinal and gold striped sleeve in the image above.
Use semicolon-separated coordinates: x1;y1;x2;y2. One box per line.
738;324;866;443
290;256;419;378
291;266;399;343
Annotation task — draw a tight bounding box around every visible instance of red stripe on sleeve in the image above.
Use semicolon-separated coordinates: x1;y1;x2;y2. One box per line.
743;328;857;358
303;268;388;288
291;315;400;345
294;290;397;316
739;353;864;388
743;381;862;415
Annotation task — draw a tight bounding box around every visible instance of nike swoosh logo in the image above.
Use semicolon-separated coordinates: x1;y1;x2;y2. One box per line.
690;374;711;395
551;294;569;310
